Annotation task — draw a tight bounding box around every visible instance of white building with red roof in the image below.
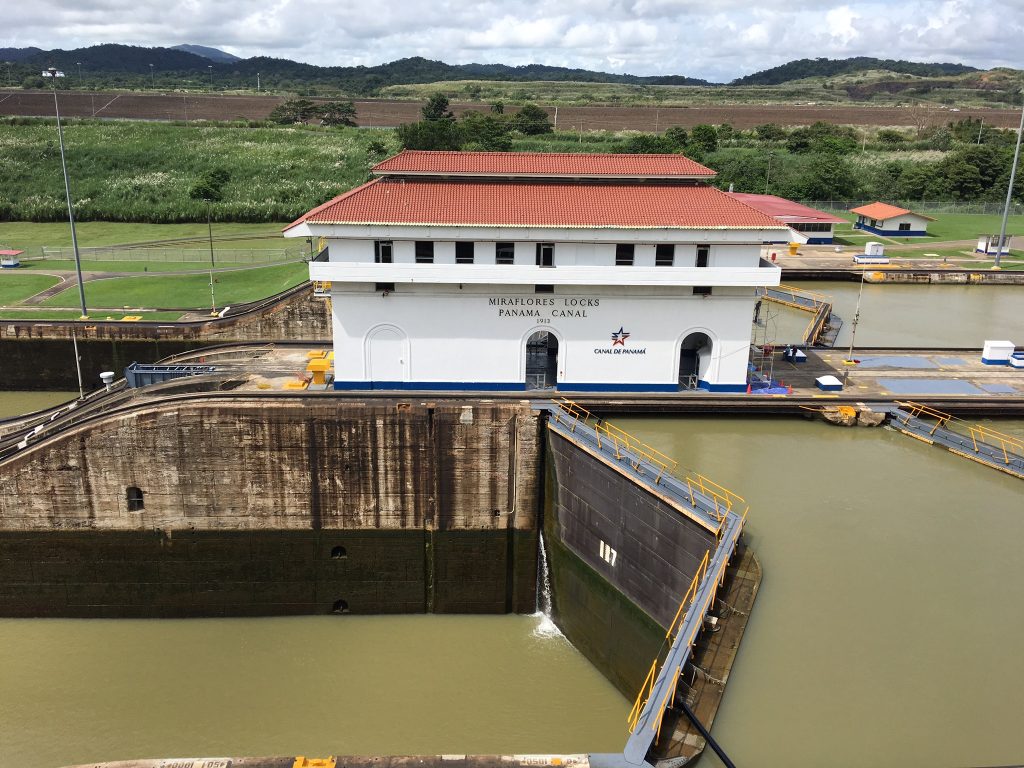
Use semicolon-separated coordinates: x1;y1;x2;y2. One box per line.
285;150;785;393
728;193;846;244
850;202;934;237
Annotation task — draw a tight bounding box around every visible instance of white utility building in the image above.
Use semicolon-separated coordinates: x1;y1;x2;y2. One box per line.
285;151;785;392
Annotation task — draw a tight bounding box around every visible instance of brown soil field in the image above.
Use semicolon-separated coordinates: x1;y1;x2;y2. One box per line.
1;89;1020;131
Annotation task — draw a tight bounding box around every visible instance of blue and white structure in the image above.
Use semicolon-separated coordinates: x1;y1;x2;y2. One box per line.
285;151;785;393
851;202;934;237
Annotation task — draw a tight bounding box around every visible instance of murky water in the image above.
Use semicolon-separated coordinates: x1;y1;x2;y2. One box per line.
762;282;1024;348
0;615;627;768
617;416;1024;768
0;390;78;419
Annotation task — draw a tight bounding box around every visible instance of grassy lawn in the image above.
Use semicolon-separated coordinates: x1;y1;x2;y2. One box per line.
0;222;294;250
18;259;290;273
0;273;62;305
40;262;307;309
0;309;188;320
923;214;1024;241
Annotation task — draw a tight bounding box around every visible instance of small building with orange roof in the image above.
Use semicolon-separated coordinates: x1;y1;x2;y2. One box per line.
850;202;934;237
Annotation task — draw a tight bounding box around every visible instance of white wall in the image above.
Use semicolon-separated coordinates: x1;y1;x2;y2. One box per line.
327;283;757;389
878;213;930;232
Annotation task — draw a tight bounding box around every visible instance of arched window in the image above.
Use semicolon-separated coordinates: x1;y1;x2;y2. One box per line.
126;486;144;511
330;545;347;560
332;599;350;614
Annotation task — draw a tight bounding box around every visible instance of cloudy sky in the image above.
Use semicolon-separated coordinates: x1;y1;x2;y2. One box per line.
4;0;1022;82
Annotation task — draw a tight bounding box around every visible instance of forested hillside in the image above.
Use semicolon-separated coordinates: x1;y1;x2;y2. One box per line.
732;57;979;86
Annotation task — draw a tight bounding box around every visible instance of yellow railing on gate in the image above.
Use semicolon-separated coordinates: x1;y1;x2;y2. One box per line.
969;425;1024;466
683;474;747;523
550;398;678;483
762;284;831;312
897;401;952;434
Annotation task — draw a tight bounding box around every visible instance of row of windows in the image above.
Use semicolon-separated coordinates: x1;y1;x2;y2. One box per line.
374;282;713;296
373;241;712;267
790;222;833;232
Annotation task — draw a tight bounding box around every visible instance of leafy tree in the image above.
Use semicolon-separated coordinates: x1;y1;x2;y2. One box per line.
396;119;463;150
189;168;231;202
510;103;553;135
490;101;505;114
663;126;688;150
688;124;718;153
623;134;676;154
318;101;357;127
269;98;318;124
755;124;787;142
716;123;735;143
799;154;858;200
932;156;984;200
460;111;512;151
422;93;454;121
876;129;907;146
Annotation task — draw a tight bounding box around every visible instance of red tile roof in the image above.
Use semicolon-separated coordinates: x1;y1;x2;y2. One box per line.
287;179;785;230
850;202;935;221
728;193;846;224
372;150;716;178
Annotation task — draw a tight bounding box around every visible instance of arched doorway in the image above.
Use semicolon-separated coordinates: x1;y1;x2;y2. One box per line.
367;326;407;385
525;331;558;390
679;332;712;390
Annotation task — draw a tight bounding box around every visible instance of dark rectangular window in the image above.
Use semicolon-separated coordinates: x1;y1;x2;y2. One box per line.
415;241;434;263
535;284;554;293
374;240;393;263
696;244;710;268
693;286;712;296
535;243;554;267
655;244;675;267
898;222;911;231
496;242;515;265
375;282;395;292
455;242;474;264
615;244;634;266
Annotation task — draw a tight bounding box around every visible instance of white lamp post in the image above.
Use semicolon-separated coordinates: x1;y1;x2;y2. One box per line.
42;67;88;320
994;91;1024;269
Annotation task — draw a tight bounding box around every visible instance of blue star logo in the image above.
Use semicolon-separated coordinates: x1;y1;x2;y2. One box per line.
611;327;630;346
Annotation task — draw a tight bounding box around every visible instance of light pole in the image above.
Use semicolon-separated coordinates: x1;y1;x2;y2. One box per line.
257;72;260;92
764;152;774;195
149;63;154;88
42;67;88;320
76;61;82;80
994;91;1024;269
208;65;213;90
4;61;12;87
206;201;218;316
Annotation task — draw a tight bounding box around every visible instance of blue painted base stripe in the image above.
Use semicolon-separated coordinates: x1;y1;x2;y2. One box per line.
981;358;1009;366
331;380;749;393
854;223;928;236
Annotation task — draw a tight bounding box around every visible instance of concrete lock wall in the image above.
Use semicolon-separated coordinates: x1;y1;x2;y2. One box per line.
544;428;718;697
0;284;332;390
0;398;540;617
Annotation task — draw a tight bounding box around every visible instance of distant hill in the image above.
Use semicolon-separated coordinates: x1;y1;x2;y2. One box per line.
17;44;213;74
172;44;240;63
0;47;44;62
732;57;979;86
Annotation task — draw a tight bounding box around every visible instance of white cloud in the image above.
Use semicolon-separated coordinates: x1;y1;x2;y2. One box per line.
2;0;1022;81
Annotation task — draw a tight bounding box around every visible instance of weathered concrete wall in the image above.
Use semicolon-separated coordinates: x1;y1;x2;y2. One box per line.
0;284;331;390
0;397;541;616
545;428;717;697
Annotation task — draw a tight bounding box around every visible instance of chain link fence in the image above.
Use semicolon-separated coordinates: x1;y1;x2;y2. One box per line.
38;247;306;264
801;200;1022;215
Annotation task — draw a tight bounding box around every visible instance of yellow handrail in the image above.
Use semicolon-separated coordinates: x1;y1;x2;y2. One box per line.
627;659;659;733
969;425;1024;465
897;401;951;434
684;474;747;522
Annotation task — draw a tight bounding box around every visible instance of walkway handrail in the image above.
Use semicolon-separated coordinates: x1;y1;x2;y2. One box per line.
684;475;746;522
969;425;1024;466
896;401;951;432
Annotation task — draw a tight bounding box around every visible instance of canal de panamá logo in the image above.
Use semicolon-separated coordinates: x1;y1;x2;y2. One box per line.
596;327;646;355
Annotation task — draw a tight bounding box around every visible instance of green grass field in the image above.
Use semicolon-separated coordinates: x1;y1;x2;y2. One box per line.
0;309;188;320
18;259;293;273
0;273;62;305
0;222;294;249
40;262;307;309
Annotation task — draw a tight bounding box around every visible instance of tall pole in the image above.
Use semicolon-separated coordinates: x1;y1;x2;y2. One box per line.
76;61;82;80
46;69;88;319
207;202;217;315
149;63;154;88
764;153;773;195
842;266;866;385
208;65;213;90
994;92;1024;269
71;329;84;399
257;72;260;92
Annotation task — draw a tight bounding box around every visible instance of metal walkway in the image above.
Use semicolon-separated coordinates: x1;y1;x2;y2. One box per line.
757;284;838;347
888;402;1024;480
541;400;748;767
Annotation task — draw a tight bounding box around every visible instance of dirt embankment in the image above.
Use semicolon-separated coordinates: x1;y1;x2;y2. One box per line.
2;90;1020;130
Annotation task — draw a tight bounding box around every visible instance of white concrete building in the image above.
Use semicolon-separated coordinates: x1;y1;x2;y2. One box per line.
851;202;934;237
285;151;785;393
